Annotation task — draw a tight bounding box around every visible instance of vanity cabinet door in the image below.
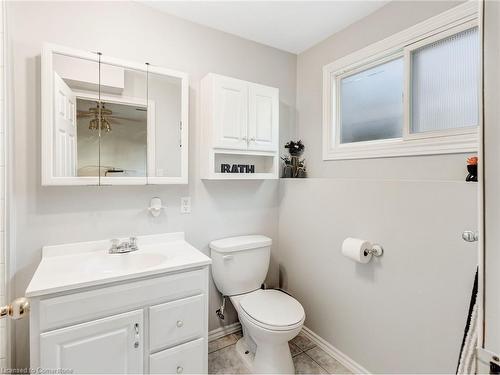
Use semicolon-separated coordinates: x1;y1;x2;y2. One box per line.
248;83;279;152
40;310;143;374
213;75;249;150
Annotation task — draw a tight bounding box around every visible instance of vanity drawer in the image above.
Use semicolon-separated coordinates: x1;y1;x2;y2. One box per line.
149;338;205;374
39;269;207;332
149;294;204;351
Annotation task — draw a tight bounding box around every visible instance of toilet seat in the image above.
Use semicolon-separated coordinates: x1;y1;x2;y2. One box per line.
239;289;305;331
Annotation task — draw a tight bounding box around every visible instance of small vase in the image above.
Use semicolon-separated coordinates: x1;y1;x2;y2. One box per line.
283;165;293;178
466;164;477;182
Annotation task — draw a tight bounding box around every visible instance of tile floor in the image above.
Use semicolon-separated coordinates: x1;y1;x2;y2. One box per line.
208;331;352;374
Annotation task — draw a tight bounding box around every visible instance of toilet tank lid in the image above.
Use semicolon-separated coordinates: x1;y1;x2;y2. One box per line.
210;235;272;253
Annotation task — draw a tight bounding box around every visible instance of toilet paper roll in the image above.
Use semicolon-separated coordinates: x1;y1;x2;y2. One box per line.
342;237;372;263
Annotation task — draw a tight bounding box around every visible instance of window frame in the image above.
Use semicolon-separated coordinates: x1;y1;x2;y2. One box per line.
322;2;479;161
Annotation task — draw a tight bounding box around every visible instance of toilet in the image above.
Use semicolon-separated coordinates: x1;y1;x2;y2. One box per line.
210;235;305;374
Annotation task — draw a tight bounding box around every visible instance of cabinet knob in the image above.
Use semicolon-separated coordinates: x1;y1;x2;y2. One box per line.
177;366;183;374
176;320;184;328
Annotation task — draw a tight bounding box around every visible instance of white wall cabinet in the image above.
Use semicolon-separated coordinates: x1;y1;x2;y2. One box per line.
248;83;279;152
30;268;209;374
201;73;279;179
213;75;249;150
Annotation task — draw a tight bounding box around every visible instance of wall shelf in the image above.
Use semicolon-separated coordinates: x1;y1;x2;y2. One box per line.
202;150;279;180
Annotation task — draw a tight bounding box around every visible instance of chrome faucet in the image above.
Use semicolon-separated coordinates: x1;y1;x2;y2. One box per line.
109;237;139;254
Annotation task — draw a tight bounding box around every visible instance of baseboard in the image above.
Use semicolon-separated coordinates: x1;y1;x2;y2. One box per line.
301;326;370;374
208;322;242;342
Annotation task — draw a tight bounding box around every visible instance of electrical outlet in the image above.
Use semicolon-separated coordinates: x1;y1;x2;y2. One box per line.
180;197;191;214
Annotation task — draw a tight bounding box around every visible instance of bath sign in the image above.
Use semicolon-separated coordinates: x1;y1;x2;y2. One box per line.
221;164;255;173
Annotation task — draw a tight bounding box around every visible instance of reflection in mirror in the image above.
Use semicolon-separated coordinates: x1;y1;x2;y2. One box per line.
98;64;148;181
147;72;182;178
45;44;188;185
77;99;147;177
52;52;99;178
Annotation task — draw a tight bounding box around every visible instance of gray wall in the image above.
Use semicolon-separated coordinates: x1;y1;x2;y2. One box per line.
278;1;479;373
7;1;296;367
278;179;477;373
295;1;470;180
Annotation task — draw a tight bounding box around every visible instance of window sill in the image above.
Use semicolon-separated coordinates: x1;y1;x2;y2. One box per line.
323;133;478;161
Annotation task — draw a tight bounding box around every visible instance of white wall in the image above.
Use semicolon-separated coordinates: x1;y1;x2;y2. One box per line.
280;1;479;373
278;179;477;373
7;1;296;367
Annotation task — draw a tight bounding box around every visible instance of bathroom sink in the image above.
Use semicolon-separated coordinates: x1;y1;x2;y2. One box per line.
82;252;168;274
26;232;212;297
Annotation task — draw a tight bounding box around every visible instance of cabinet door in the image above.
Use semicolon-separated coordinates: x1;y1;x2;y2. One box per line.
248;83;279;152
40;310;143;374
213;75;248;150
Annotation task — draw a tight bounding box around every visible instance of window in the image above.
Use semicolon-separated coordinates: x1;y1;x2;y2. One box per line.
340;57;404;144
323;2;479;160
410;27;479;134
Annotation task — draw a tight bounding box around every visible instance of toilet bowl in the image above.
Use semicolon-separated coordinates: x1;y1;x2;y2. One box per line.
210;235;305;374
231;289;305;373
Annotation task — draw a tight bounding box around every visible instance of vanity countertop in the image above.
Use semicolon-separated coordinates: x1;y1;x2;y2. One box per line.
26;232;211;298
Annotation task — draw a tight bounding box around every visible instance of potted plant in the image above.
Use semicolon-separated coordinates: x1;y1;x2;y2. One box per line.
284;140;305;157
282;141;306;178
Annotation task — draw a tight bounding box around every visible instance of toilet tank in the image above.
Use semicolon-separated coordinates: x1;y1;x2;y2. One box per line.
210;235;272;296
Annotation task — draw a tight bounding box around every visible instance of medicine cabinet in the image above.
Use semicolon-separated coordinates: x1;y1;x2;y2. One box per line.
41;43;189;185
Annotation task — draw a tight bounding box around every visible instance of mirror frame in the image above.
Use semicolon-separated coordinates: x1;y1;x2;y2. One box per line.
41;43;189;185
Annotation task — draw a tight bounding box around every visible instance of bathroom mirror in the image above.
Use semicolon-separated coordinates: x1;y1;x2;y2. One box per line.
147;71;185;181
50;51;100;183
41;43;189;185
97;62;148;185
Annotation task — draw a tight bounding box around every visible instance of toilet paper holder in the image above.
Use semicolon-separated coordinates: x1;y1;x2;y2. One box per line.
365;244;384;257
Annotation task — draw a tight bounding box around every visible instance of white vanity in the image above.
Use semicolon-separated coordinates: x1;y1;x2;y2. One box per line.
26;233;211;374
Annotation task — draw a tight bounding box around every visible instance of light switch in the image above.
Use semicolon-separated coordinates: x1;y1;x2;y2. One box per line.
180;197;191;214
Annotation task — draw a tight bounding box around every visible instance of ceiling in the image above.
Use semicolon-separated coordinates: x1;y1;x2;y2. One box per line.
141;1;389;54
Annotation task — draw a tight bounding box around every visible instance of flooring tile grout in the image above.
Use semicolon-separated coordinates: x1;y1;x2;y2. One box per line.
209;342;236;355
208;335;241;353
303;350;331;374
